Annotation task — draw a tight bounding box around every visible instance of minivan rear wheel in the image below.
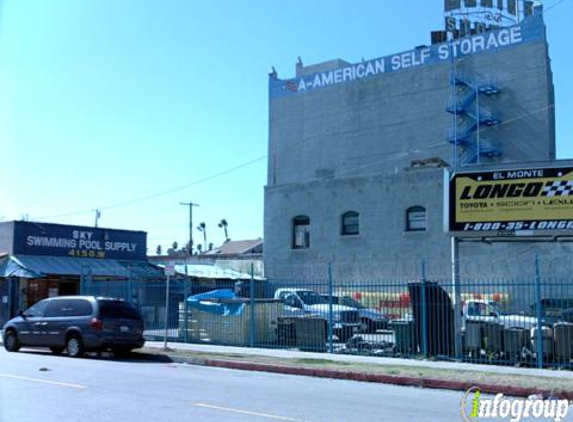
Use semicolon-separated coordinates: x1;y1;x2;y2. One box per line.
4;331;20;352
66;336;84;358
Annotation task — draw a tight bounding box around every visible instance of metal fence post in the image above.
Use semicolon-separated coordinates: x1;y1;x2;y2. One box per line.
184;265;189;344
249;263;256;348
451;237;463;360
127;276;133;303
328;263;334;354
80;267;88;295
535;255;544;369
8;277;18;319
420;259;428;358
164;273;170;349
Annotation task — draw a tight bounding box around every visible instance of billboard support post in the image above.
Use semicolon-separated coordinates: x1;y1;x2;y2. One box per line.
534;255;544;368
451;236;463;360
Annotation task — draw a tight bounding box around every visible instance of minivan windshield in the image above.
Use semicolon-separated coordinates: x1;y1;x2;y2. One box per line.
98;300;141;319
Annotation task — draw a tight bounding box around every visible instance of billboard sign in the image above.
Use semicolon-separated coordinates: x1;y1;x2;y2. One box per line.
445;164;573;237
12;222;147;261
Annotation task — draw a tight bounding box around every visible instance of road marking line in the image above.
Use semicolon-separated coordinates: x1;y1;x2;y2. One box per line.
0;373;87;389
194;403;313;421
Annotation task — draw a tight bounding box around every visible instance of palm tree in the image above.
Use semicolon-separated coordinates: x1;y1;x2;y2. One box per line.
218;219;230;242
197;222;207;252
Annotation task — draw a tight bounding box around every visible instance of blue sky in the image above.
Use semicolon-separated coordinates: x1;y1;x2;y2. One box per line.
0;0;571;252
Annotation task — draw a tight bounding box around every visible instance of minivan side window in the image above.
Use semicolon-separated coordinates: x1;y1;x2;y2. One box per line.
66;299;93;317
44;301;69;318
25;300;49;317
98;300;141;319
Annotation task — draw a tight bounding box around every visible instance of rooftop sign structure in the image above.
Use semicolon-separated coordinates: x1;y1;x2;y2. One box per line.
444;0;538;39
269;13;544;99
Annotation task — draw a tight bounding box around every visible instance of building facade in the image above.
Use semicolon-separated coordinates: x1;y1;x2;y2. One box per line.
0;221;160;325
264;9;570;281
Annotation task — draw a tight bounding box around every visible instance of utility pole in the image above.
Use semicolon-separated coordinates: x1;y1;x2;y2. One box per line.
180;202;199;255
94;209;101;228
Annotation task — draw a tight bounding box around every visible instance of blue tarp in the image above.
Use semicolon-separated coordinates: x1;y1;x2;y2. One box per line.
186;289;245;316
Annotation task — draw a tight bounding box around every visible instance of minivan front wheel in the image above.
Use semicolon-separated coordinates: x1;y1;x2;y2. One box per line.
66;336;84;358
4;331;20;352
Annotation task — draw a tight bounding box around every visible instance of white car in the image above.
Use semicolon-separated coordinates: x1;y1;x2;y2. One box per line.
464;300;539;330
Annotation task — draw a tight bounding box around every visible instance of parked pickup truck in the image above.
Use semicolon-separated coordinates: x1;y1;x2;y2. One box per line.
463;300;540;330
274;288;362;341
324;295;389;333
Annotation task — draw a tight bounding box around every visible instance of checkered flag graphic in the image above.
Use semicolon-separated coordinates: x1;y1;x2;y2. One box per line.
542;180;573;197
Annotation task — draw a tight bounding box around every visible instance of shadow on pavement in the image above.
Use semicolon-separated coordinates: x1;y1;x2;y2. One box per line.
16;348;173;364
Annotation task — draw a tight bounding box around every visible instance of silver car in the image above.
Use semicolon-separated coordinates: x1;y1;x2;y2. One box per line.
3;296;145;357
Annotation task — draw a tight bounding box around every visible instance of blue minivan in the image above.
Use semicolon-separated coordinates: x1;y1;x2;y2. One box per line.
3;296;145;357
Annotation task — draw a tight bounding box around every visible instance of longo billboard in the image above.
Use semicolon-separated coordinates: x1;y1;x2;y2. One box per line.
445;165;573;237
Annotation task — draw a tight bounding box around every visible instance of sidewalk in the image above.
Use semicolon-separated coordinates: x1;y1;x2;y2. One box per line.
141;341;573;400
145;340;573;380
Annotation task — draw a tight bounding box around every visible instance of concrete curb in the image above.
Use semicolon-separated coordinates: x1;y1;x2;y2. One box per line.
154;353;573;401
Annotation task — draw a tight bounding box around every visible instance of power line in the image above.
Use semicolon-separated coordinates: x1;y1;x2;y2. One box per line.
545;0;570;13
36;154;267;220
33;92;557;223
34;99;558;222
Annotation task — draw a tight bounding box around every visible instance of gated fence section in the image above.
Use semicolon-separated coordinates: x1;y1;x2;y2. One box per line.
80;258;573;370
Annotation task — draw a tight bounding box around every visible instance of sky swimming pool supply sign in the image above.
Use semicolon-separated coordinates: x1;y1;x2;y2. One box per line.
12;221;147;261
445;165;573;237
269;14;544;99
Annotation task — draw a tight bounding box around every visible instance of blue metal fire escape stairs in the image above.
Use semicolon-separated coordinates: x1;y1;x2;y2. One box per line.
446;73;502;165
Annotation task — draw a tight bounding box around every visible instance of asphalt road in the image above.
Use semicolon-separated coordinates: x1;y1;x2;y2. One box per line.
0;348;569;422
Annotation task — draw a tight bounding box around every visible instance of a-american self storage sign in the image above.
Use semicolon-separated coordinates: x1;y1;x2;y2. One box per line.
445;165;573;237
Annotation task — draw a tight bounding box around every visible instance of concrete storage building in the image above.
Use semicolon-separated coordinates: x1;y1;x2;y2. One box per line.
264;4;571;280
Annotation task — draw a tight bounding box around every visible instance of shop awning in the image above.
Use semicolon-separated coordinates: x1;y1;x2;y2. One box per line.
0;256;42;278
173;264;265;281
2;255;163;278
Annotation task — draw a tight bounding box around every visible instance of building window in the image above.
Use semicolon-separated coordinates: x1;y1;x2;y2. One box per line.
341;211;360;236
293;215;310;249
406;206;427;231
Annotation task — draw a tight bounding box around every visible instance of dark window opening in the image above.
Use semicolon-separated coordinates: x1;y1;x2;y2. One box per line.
292;215;310;249
406;206;427;231
341;211;360;236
